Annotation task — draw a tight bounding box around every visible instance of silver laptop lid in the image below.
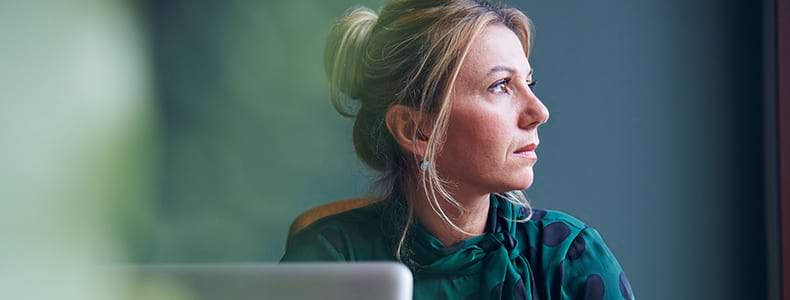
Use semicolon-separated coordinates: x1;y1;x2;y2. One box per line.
129;263;413;300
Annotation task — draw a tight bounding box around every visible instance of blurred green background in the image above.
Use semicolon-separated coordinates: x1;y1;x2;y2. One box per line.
1;0;779;299
134;0;385;263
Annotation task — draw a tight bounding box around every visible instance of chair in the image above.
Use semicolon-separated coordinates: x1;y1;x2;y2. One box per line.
287;197;374;240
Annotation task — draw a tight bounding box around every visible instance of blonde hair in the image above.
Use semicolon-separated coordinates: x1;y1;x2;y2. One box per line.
325;0;536;262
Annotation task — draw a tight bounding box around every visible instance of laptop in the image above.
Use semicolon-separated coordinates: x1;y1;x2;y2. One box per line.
125;263;413;300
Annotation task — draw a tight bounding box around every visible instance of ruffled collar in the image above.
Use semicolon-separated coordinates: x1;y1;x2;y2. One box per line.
409;194;524;275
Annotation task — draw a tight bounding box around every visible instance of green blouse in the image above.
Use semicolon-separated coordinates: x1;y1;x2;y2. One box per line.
281;195;634;300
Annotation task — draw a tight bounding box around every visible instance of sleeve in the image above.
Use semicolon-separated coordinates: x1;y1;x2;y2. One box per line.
560;227;635;300
279;228;348;262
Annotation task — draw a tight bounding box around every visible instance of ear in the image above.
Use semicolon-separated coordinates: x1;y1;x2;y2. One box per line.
385;104;430;158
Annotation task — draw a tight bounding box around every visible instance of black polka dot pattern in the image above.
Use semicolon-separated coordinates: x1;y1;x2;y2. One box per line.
543;222;571;247
584;274;604;300
566;234;587;260
531;209;547;221
619;272;633;300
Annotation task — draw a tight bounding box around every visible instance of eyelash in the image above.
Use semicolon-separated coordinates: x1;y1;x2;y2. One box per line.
489;78;537;94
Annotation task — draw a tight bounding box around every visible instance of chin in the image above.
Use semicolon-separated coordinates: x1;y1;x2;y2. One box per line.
515;178;534;190
501;169;534;191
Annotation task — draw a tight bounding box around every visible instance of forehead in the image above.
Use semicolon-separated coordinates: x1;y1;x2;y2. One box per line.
459;24;531;80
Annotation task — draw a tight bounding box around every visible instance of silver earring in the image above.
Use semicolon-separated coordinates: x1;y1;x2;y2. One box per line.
419;160;430;171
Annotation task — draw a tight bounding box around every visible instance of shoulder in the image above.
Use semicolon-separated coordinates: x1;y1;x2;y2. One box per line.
520;207;615;257
529;208;588;230
519;208;636;299
522;208;588;247
301;201;384;233
281;202;392;262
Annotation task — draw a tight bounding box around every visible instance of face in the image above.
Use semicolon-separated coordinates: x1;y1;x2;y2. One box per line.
434;24;549;194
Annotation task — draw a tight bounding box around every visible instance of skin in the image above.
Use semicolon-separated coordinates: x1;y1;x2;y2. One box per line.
387;24;550;246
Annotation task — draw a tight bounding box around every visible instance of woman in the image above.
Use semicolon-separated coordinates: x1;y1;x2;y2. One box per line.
281;0;635;299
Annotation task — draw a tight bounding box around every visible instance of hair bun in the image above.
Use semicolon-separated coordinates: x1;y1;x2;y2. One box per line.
324;6;378;116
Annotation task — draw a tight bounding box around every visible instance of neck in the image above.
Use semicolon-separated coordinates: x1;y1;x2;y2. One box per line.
407;177;491;247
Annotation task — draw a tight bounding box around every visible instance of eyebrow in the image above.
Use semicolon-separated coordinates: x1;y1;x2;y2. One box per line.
486;65;534;78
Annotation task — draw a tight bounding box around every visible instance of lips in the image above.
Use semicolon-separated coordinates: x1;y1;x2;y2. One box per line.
514;142;538;153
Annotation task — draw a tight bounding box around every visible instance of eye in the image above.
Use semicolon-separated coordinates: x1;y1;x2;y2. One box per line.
489;78;511;94
527;79;537;89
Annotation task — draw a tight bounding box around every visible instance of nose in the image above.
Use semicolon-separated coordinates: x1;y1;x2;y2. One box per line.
518;89;550;129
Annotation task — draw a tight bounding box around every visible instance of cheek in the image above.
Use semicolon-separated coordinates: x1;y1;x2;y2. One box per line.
440;108;512;168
